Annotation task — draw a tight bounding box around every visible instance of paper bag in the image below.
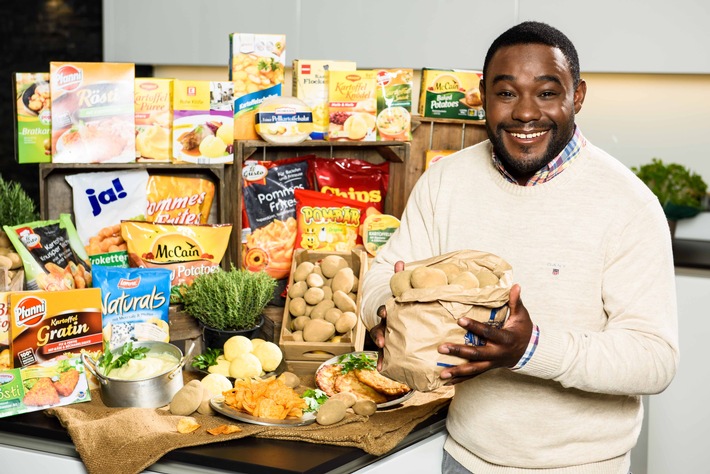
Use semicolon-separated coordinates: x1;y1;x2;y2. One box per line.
381;249;512;392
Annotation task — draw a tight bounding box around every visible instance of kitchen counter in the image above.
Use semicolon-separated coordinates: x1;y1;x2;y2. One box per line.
0;405;448;474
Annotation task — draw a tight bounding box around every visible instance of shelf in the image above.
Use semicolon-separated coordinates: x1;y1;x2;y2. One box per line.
236;139;409;163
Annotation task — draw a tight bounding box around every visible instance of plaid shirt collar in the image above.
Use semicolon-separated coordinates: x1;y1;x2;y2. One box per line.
492;126;587;186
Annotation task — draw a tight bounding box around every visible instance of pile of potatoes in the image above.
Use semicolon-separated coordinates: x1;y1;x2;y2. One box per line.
0;230;22;290
286;255;360;343
390;262;500;297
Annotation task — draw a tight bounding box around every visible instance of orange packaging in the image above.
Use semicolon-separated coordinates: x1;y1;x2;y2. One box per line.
50;62;136;163
0;292;10;370
145;175;215;225
425;149;457;169
135;78;173;162
326;70;377;142
9;288;103;368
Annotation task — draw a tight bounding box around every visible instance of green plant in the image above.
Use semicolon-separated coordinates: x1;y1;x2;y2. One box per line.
182;266;276;331
0;177;38;226
632;158;708;221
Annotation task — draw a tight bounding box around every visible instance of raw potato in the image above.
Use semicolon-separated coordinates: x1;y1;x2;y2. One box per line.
303;287;325;305
316;398;347;425
291;330;304;342
474;267;500;287
320;255;349;278
352;399;377;416
306;272;324;288
289;297;307;317
335;311;357;334
330;391;358;408
0;255;11;270
277;371;301;388
303;319;336;342
288;280;308;298
389;270;413;297
321;285;333;301
310;299;335;320
292;315;310;331
450;271;480;289
293;261;315;282
324;307;343;325
331;267;355;294
432;262;462;283
410;266;448;289
0;232;10;248
197;387;215;415
333;290;357;312
170;380;204;416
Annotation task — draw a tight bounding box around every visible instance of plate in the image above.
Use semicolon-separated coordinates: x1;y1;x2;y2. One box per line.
210;395;316;427
316;351;415;409
191;356;288;383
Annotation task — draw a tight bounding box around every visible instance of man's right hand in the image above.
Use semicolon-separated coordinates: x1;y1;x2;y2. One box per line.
369;260;405;370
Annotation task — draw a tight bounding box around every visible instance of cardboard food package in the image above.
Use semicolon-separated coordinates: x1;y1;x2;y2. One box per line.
381;249;512;392
418;68;485;122
135;77;173;162
13;72;51;164
326;70;377;142
375;68;413;141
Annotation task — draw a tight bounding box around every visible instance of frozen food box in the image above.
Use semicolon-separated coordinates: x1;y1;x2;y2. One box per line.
375;68;413;141
13;72;51;163
0;354;91;418
418;68;485;121
1;292;11;370
229;33;286;140
172;80;234;164
326;70;377;142
425;149;458;169
135;78;173;162
292;59;356;140
9;288;103;369
49;61;136;163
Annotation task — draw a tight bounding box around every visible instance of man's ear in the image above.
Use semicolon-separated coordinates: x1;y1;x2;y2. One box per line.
479;78;486;111
574;79;587;114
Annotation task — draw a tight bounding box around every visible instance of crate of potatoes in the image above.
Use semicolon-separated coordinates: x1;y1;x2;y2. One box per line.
279;248;368;363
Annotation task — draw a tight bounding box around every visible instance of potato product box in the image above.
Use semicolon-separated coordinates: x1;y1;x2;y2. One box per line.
135;78;173;162
326;70;377;142
172;80;234;164
9;288;103;368
418;68;485;121
0;292;10;370
425;149;457;169
0;354;91;418
229;33;286;140
375;69;413;141
279;249;367;363
292;60;357;140
50;62;136;163
13;73;51;164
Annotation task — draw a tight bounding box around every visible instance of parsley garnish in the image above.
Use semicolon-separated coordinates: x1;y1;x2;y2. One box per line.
301;388;328;413
191;347;223;370
337;353;376;374
99;342;150;376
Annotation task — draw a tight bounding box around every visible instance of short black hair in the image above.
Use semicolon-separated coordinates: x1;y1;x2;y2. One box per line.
483;21;581;88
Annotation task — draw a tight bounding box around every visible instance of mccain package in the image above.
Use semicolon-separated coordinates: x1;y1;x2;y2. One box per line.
381;249;513;392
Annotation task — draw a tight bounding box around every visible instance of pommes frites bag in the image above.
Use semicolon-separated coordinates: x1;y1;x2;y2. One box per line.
381;249;513;392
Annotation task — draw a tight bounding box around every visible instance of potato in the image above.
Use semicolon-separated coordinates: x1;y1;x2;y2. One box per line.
320;255;349;278
324;307;343;325
277;371;301;389
223;335;253;361
170;379;204;416
410;266;448;289
0;255;11;270
389;270;413;297
200;373;233;397
432;262;463;283
4;253;21;270
331;267;355;294
351;275;359;292
288;280;308;298
197;387;215;415
474;267;500;287
352;399;377;416
289;297;307;317
330;391;357;408
251;341;283;372
0;231;11;248
329;335;342;343
316;398;347;425
303;318;336;342
450;271;480;289
291;315;310;331
310;299;335;320
306;272;324;288
321;285;333;301
291;330;304;342
293;261;315;282
303;287;325;305
335;311;357;334
304;304;314;317
333;290;357;313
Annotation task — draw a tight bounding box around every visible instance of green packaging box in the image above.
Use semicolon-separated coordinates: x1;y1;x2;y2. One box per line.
13;72;51;164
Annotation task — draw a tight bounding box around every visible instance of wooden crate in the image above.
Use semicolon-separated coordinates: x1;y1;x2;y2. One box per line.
279;248;368;363
285;359;323;378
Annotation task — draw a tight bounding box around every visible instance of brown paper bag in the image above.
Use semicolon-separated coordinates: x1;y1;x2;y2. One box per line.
381;249;512;392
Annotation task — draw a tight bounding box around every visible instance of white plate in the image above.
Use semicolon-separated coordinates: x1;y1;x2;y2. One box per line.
210;395;316;427
316;351;415;409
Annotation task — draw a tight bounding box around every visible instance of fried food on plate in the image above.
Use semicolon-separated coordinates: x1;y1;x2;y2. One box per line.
314;364;340;396
53;368;80;397
224;377;307;420
23;377;60;406
334;371;388;404
354;368;411;397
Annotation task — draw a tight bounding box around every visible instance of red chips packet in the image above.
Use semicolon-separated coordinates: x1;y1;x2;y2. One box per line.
310;158;389;213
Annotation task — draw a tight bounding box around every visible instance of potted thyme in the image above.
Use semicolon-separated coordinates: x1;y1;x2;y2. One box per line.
182;266;277;349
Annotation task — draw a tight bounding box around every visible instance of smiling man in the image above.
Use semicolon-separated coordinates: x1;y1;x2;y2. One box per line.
361;22;679;473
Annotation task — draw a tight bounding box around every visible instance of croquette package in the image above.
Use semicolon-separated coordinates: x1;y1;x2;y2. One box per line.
92;266;171;350
241;156;313;279
294;188;370;252
121;221;232;302
381;249;513;392
65;169;149;268
145;175;215;225
311;158;389;213
3;214;92;291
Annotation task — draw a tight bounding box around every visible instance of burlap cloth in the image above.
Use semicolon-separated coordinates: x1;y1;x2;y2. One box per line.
46;372;453;474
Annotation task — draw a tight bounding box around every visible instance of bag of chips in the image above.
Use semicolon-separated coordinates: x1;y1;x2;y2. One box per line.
311;158;389;213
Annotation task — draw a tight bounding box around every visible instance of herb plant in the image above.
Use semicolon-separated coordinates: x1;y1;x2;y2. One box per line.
0;177;38;226
182;266;277;331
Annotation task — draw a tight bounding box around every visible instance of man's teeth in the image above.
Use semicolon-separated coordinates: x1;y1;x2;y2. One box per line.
510;131;546;139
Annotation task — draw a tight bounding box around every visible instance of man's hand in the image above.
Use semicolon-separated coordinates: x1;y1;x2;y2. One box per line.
437;284;533;384
369;260;405;370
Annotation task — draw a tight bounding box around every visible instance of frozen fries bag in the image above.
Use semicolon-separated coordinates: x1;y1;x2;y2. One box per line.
381;249;513;392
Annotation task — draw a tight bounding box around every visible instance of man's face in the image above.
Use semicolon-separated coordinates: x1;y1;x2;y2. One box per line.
481;43;586;183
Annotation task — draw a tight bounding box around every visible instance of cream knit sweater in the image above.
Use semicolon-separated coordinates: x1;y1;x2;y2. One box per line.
360;140;679;473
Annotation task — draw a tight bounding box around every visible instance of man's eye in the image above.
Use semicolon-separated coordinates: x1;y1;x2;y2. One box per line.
497;91;515;98
540;91;557;98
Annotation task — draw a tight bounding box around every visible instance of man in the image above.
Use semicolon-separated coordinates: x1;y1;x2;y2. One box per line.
360;21;678;473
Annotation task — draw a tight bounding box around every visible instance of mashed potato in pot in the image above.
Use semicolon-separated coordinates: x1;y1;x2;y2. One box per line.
104;352;179;380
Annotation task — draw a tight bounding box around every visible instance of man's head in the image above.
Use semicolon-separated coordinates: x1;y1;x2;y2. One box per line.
480;21;586;184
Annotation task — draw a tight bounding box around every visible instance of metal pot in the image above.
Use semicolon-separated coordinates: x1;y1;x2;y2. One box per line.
83;341;186;408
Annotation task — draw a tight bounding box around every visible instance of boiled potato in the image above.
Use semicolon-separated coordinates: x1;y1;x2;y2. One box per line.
223;335;253;361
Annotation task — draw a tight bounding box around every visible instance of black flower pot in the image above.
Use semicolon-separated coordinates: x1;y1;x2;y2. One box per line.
200;314;265;350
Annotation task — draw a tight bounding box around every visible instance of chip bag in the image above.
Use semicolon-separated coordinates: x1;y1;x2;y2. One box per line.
381;249;513;392
311;158;389;213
